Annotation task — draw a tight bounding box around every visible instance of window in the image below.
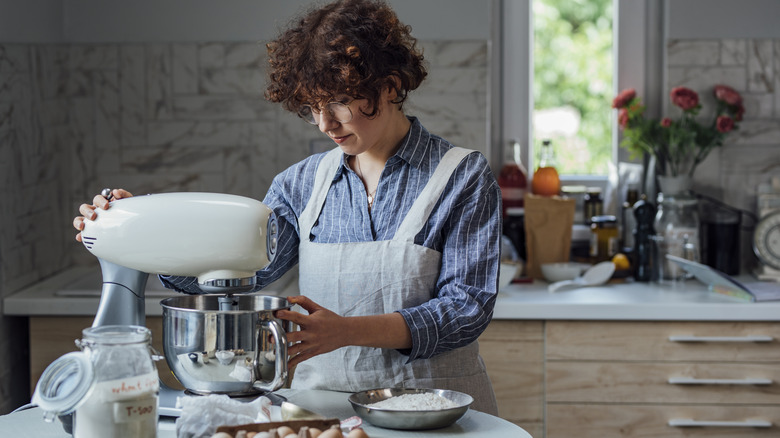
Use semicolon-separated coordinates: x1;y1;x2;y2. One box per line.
496;0;663;187
532;0;613;176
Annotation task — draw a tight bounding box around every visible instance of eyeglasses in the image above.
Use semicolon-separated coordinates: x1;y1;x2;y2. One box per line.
298;100;353;125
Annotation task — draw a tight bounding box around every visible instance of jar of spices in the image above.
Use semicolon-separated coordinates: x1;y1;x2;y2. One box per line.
583;187;603;225
33;325;159;437
590;215;619;262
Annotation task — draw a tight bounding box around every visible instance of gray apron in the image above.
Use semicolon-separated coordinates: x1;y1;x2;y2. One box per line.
292;146;498;414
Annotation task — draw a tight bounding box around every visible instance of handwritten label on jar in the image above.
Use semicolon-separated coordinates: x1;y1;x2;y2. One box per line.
113;397;157;423
74;371;159;438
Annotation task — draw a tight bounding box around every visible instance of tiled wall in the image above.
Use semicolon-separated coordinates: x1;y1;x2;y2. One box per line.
0;40;488;411
666;38;780;212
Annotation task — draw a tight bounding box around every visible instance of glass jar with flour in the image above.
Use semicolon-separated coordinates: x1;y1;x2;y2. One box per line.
33;325;159;437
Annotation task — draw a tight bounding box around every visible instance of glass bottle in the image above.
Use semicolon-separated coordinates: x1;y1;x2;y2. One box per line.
531;139;560;197
621;184;640;252
654;192;700;280
498;139;528;217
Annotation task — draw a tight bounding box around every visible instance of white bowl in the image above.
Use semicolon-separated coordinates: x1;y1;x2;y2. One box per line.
499;262;521;289
541;262;590;282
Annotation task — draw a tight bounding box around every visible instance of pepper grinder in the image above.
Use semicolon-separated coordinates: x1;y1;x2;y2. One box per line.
632;196;656;282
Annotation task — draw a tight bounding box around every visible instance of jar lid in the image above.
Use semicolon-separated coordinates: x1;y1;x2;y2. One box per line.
506;207;525;216
31;352;95;422
591;215;617;224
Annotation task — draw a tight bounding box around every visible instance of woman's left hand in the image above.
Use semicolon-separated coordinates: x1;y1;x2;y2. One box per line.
275;295;347;368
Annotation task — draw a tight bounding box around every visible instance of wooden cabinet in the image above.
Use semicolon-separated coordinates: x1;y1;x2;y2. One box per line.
479;320;544;438
547;321;780;437
480;320;780;437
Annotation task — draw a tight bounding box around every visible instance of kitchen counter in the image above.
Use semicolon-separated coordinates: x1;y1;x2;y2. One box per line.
3;265;299;317
493;278;780;321
0;389;530;438
5;266;780;321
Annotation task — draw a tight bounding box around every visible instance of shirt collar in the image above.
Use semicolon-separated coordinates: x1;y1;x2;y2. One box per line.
333;116;432;181
394;117;431;171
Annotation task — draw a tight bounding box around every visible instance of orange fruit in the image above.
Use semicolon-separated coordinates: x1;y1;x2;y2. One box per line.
612;253;630;270
531;167;561;196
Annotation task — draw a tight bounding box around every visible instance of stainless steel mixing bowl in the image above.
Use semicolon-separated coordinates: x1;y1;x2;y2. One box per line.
160;294;291;396
348;388;473;430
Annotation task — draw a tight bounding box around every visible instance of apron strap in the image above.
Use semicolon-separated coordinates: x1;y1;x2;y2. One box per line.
298;147;343;238
394;147;474;243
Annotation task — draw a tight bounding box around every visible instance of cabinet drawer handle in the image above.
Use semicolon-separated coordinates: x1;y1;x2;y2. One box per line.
668;377;772;385
669;419;772;428
669;335;774;343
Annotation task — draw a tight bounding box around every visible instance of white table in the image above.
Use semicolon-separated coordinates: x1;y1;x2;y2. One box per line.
0;389;531;438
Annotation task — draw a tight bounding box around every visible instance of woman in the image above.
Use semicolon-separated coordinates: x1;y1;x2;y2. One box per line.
74;0;500;414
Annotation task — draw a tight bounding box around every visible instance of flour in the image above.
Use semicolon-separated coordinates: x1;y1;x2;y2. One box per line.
73;371;159;438
365;393;458;410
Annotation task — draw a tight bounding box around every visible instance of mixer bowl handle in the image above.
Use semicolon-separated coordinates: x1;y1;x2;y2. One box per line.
253;319;288;392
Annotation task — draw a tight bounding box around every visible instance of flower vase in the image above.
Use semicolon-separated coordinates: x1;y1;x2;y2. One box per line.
657;175;692;196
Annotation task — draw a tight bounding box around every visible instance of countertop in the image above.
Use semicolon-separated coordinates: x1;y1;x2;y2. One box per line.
5;266;780;321
493;278;780;321
3;265;298;317
0;389;530;438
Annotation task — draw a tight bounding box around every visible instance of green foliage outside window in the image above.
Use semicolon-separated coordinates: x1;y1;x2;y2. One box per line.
533;0;613;175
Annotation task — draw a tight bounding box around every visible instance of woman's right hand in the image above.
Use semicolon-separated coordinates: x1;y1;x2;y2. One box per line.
73;189;134;242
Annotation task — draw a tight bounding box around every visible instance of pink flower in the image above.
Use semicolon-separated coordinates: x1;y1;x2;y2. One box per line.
716;115;734;133
660;117;672;128
612;88;636;109
618;108;629;128
670;86;699;111
713;84;742;105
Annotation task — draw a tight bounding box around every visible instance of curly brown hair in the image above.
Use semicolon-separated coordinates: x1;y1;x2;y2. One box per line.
265;0;427;119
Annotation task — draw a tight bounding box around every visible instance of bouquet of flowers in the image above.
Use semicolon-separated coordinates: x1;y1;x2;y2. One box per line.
612;85;744;177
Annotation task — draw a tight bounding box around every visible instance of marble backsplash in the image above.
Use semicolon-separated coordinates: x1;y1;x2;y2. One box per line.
0;39;489;277
666;38;780;211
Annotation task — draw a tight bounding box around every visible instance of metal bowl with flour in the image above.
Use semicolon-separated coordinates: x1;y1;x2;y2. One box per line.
348;388;473;430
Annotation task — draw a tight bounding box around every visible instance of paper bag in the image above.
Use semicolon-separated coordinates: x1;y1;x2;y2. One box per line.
524;194;576;279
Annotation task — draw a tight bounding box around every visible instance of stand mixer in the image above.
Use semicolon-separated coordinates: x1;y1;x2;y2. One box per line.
79;192;285;416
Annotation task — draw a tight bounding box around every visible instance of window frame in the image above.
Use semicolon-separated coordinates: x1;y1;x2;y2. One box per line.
491;0;664;196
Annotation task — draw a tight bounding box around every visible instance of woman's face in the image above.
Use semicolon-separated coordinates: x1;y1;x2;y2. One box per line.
315;88;402;156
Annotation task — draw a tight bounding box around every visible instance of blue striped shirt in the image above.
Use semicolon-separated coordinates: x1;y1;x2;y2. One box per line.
161;117;501;361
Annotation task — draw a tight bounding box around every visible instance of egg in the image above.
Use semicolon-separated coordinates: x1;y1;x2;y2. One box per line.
347;428;369;438
308;427;322;438
211;433;233;438
318;427;343;438
277;426;295;437
284;434;297;438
